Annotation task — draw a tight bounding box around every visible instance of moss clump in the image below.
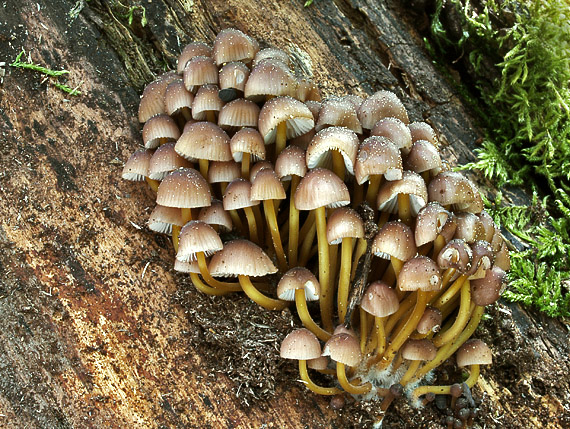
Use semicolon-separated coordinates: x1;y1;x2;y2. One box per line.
427;0;570;317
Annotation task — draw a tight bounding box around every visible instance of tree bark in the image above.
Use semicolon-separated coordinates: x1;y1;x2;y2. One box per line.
0;0;567;428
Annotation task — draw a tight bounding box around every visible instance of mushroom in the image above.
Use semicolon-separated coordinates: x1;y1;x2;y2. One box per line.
359;281;399;355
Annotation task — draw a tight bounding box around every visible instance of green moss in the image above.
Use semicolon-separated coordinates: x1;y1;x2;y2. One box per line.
429;0;570;317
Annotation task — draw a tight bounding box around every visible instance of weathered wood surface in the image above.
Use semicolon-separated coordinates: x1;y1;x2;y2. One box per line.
0;0;568;428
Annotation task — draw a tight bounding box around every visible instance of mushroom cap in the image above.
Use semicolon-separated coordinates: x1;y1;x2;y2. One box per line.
296;78;321;102
275;145;307;180
416;307;443;335
294;168;350;210
244;59;296;100
315;97;362;134
213;28;259;66
306;127;359;175
249;160;274;182
251;168;286;201
401;339;437;361
456;339;492;367
223;178;259;210
122;148;152;181
360;281;399;317
198;199;232;231
177;220;223;262
156;168;211;209
183;56;219;90
377;170;428;215
437;239;473;272
454;213;487;244
372;221;417;261
357;90;409;129
326;207;364;244
148;142;192;180
404;140;442;175
148;204;184;234
258;96;315;144
397;256;442;292
307;356;330;370
138;71;179;123
280;328;321;360
470;266;506;306
218;98;260;131
218;61;250;100
142;114;181;149
408;121;438;146
322;333;362;367
174;258;201;274
175;122;232;162
466;240;494;279
276;267;320;301
207;160;241;184
177;42;212;74
230;128;266;162
414;202;450;247
354;136;403;184
428;172;479;212
191;85;225;120
209;239;278;277
370;117;412;153
164;79;194;116
253;47;290;67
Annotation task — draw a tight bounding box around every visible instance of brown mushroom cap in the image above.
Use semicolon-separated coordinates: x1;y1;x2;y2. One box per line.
148;142;192;180
177;220;223;262
218;61;250;101
258;96;315;144
322;333;362;367
277;267;320;301
207;160;241;184
175;122;232;162
138;71;179;123
408;121;438;146
306;127;359;175
296;78;322;102
404;140;442;175
280;328;322;361
370;117;412;153
148;204;184;234
164;79;194;116
357;90;409;129
398;256;442;292
174;258;201;274
223;178;259;210
198;199;232;231
192;84;225;121
360;281;399;317
218;98;260;131
428;172;478;211
414;202;450;247
326;207;364;245
401;339;437;361
156;168;211;209
454;213;487;244
372;221;417;261
470;266;506;306
177;42;212;74
253;47;290;67
250;168;286;201
456;339;492;367
122;149;152;181
209;239;278;277
294;168;350;210
142;114;181;149
354;136;403;184
275;145;307;180
213;28;259;66
244;59;296;101
315;97;363;134
230;128;266;162
183;56;219;91
416;307;443;335
437;239;473;272
377;170;428;215
466;241;494;279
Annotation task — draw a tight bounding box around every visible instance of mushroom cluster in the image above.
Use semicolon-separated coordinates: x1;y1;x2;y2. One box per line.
122;28;510;424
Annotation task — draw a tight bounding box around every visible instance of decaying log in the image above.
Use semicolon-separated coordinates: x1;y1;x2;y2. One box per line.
0;0;568;427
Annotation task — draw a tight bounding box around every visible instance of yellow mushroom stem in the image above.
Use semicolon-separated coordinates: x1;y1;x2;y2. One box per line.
432;275;467;309
275;121;287;157
397;193;412;226
375;316;387;356
337;237;354;323
431;234;447;259
352;181;364;207
378;211;390;228
238;275;288;311
298;360;342;395
173;208;193;253
196;252;241;292
198;158;209;179
315;206;333;332
377;290;429;370
336;363;372;395
433;280;473;347
294;289;331;342
145;177;160;192
331;150;346;181
206;110;216;123
190;272;232;296
351;237;367;279
399;360;421;386
412;384;453;402
241;153;251;180
243;206;259;244
385;292;416;336
465;364;481;388
299;221;317;266
229;209;245;236
263;200;288;272
409;305;484;384
288;175;301;267
359;307;369;353
365;175;383;205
